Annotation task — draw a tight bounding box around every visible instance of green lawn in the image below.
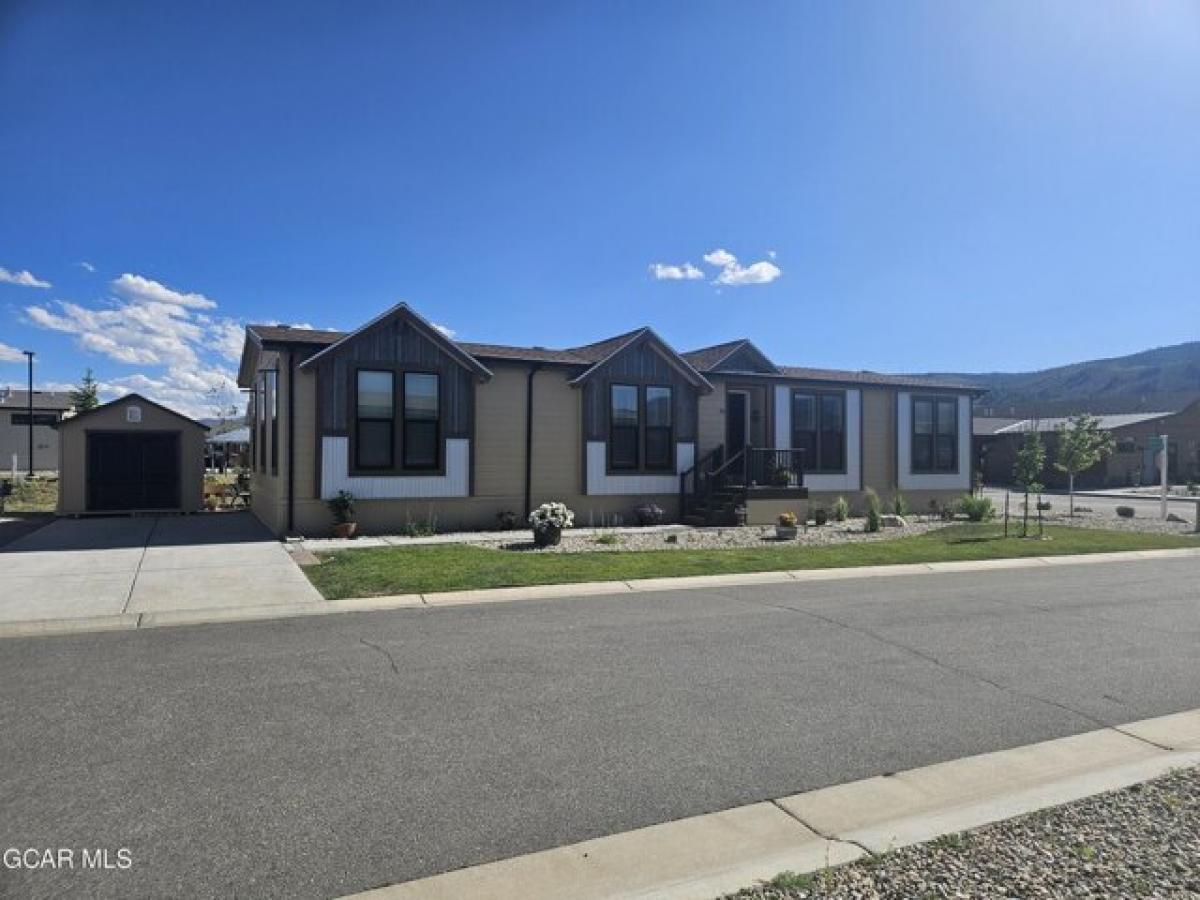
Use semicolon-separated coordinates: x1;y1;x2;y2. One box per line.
304;524;1198;600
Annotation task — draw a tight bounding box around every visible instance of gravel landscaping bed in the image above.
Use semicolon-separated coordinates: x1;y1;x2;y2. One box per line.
470;518;952;553
728;766;1200;899
1041;510;1197;536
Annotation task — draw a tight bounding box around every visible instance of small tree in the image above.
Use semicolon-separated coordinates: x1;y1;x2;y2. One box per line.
68;368;100;412
1012;431;1046;538
1053;414;1114;516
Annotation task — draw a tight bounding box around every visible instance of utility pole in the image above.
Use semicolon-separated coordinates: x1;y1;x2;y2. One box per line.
23;350;34;478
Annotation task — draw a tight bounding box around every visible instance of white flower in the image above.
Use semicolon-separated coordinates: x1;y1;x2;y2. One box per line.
529;502;575;529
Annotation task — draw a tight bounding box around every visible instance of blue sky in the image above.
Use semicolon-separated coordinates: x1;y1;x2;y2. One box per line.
2;1;1198;415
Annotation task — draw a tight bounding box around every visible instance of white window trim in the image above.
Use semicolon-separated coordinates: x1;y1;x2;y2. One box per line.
773;386;861;491
897;392;971;490
321;436;469;499
586;441;694;495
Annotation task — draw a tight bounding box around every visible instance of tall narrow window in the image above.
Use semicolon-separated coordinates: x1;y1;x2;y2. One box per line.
356;370;394;470
610;384;640;470
912;396;958;473
644;386;673;470
791;391;845;473
403;372;440;469
256;376;266;473
268;370;279;475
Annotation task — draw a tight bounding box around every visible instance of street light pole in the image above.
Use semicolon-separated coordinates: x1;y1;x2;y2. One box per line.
23;350;34;478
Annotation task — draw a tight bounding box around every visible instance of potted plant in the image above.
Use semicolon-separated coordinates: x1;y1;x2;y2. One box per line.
327;490;357;539
775;511;798;540
529;501;574;548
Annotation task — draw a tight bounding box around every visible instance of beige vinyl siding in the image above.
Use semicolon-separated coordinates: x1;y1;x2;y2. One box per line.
860;387;895;494
697;381;725;457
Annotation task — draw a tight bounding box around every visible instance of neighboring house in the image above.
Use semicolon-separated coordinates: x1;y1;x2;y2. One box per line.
205;425;251;471
236;304;983;537
0;388;73;473
974;401;1200;489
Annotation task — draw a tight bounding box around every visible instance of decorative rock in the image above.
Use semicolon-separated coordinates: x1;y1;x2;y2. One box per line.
880;514;908;528
1167;513;1190;524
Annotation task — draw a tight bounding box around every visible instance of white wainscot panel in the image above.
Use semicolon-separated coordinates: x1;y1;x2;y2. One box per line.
773;385;861;491
586;442;694;495
321;437;470;500
897;393;971;491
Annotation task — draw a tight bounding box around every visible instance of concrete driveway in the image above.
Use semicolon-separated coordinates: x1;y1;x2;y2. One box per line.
0;512;322;624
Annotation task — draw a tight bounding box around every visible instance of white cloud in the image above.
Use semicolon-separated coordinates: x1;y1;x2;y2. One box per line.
702;248;782;286
650;262;705;281
433;322;456;338
23;272;244;416
0;267;51;289
0;342;26;363
111;273;216;310
78;261;96;273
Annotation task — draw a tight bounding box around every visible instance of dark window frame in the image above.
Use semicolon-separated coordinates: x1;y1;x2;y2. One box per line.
607;382;675;474
347;364;446;477
268;369;279;476
910;394;959;474
790;389;847;474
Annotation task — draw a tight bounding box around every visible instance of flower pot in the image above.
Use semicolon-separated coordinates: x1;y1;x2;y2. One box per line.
333;521;358;539
533;524;562;548
775;525;798;540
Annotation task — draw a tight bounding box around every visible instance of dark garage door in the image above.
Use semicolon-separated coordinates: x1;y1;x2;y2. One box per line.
87;432;181;511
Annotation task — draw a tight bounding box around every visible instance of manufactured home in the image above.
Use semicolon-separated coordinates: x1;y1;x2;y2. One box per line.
237;304;982;536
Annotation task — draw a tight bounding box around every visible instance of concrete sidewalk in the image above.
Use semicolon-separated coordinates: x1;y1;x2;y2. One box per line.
0;512;323;626
351;709;1200;900
4;544;1199;639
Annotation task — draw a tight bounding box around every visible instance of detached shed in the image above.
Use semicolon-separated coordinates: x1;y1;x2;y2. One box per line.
58;393;208;515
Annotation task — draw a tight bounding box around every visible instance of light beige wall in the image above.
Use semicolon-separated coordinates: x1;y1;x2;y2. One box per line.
697;381;726;457
58;398;205;514
860;387;896;496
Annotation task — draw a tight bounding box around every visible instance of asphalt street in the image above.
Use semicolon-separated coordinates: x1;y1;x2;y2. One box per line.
1;557;1198;899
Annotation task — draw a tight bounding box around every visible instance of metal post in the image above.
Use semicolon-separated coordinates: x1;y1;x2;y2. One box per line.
1004;489;1009;538
1159;434;1169;521
23;350;34;478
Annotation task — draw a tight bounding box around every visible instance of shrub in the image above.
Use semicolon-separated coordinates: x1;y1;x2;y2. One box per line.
864;488;882;533
777;511;797;527
1116;505;1136;519
1036;500;1052;511
892;492;909;516
326;490;355;524
813;507;828;527
957;494;994;522
635;503;665;526
832;496;849;522
495;509;519;530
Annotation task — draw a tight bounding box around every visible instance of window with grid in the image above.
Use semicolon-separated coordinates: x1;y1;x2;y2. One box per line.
912;396;958;473
791;390;845;473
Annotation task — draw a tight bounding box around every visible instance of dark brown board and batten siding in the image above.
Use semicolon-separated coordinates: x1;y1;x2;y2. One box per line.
316;319;474;438
581;340;699;442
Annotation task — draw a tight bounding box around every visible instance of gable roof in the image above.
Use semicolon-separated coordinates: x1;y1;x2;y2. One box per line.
296;303;493;381
0;388;73;411
246;324;344;346
565;327;714;391
57;393;209;430
683;339;779;374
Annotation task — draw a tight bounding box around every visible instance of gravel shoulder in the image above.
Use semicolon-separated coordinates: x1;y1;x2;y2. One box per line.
728;766;1200;899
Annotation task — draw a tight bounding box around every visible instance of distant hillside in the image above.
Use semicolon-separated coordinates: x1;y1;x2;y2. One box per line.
920;341;1200;417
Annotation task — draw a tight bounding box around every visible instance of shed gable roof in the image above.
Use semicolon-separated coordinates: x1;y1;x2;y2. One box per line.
57;393;209;430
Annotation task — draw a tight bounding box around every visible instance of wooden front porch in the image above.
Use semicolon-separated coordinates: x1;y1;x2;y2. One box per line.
680;445;808;526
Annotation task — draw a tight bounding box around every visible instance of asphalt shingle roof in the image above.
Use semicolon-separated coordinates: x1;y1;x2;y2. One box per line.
0;389;73;410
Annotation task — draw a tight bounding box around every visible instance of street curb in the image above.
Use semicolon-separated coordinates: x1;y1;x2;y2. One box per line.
342;709;1200;900
2;546;1198;640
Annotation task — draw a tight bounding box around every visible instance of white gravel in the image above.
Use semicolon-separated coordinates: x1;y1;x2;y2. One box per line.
468;518;952;554
727;766;1200;899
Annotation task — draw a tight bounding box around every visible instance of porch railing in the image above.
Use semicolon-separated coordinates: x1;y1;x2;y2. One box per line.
745;448;806;489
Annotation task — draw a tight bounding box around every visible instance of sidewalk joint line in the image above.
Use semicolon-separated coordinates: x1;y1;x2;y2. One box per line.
120;516;159;615
769;799;875;858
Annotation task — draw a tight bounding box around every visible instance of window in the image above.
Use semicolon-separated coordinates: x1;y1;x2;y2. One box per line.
610;384;640;470
256;376;266;473
355;370;395;470
912;396;958;473
644;386;673;470
11;413;58;427
791;391;845;473
267;370;279;476
403;373;439;469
